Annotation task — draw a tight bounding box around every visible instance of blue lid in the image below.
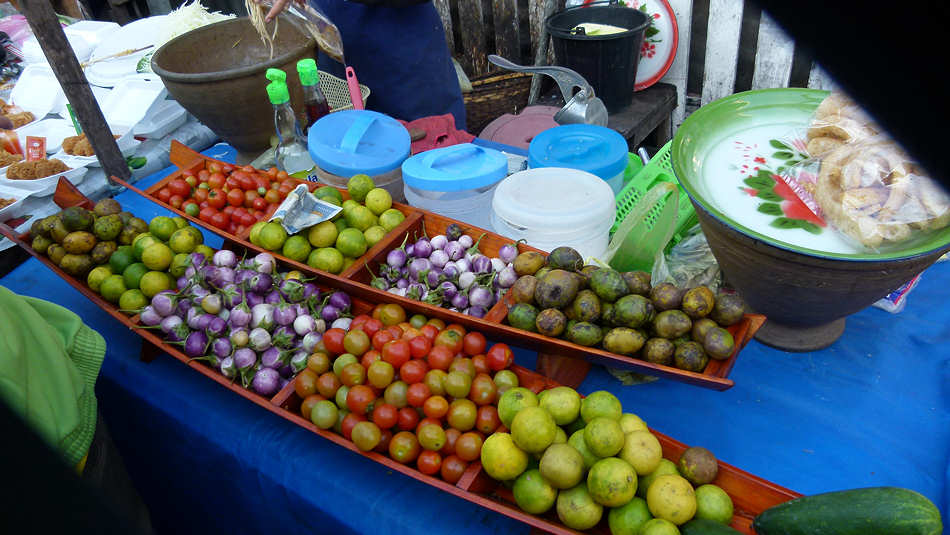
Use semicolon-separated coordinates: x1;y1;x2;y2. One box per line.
308;110;411;177
528;124;628;181
402;143;508;192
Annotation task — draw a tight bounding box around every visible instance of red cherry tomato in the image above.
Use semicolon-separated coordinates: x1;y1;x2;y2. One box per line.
416;450;442;476
462;332;487;356
408;335;433;359
322;328;347;355
485;343;513;371
227;188;244;207
350;315;371;332
208;172;226;189
168;178;191;197
406;382;431;408
169;194;184;209
155;187;172;203
371;403;398;429
361;318;383;339
208;188;227;209
419;324;439;342
400;360;429;385
426;346;455;371
193;188;209;203
210;211;229;229
372;330;396;351
396;407;420;432
381;339;411;369
341;412;366;441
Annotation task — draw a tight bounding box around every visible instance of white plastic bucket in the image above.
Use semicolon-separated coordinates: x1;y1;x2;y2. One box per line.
405;183;499;230
491;167;616;259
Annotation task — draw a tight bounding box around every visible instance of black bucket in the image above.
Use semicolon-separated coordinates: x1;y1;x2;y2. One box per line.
546;2;650;112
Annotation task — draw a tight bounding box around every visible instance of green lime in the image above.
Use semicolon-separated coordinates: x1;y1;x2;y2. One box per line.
363;225;388;247
364;187;392;216
139;271;172;298
307;220;338;248
119;288;148;312
512;469;557;514
342;199;360;214
346;173;375;203
108;248;135;275
99;274;127;303
169;253;191;278
640;518;680;535
378;208;406;231
282;235;312;262
168;228;198;254
122;262;148;290
343;205;375;232
132;234;160;260
581;390;623;422
333;218;348;233
308;247;344;274
142;242;174;271
341;256;356;272
336;228;367;258
694;484;734;524
258;222;288;251
184;203;199;217
87;266;113;293
172;216;189;229
148;216;177;241
314;185;344;204
182;225;203;245
608;497;652;535
249;221;267;245
194;244;215;259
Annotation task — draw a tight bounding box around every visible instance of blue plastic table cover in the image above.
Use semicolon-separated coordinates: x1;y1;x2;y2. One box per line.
1;143;947;535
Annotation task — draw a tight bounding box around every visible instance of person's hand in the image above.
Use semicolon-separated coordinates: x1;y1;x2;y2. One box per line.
253;0;304;23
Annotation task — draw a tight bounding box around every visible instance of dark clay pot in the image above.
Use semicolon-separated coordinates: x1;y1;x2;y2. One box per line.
152;16;316;153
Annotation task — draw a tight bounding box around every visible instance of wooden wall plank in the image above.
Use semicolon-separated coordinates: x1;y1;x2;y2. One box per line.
662;0;692;131
700;0;743;105
750;11;794;89
434;0;455;53
458;0;489;76
807;61;837;91
492;0;521;64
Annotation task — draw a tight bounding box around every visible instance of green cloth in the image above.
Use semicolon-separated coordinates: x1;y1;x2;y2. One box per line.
0;285;106;466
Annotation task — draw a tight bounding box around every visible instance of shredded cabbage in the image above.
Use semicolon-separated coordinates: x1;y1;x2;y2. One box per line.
157;1;235;47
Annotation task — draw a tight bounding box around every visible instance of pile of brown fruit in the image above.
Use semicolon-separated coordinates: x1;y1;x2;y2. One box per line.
505;247;746;372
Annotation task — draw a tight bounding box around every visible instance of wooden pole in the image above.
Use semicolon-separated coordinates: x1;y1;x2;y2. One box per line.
18;0;131;184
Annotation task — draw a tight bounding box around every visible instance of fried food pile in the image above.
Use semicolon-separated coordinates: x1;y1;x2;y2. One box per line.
5;158;70;180
810;93;950;248
0;197;16;209
62;133;121;157
0;99;35;129
0;149;23;168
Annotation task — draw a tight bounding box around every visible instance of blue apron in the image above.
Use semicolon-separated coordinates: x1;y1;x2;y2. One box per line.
311;0;467;129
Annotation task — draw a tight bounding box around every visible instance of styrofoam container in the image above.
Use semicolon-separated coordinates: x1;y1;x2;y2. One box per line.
9;63;65;121
0;164;89;197
15;118;78;153
21;32;95;65
491;167;616;260
57;85;111;118
133;99;188;139
0;184;29;221
527;124;629;194
63;20;120;50
100;75;167;133
402;144;508;230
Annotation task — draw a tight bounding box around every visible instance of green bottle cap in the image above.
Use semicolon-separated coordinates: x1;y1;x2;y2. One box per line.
297;58;319;86
265;68;289;105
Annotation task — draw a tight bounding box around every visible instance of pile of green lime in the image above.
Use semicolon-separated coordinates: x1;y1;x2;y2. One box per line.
247;174;405;274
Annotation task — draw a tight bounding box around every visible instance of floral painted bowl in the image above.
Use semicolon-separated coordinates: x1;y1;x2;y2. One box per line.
671;88;950;351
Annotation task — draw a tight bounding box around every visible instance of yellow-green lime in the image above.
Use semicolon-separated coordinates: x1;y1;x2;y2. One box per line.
538;386;581;425
168;228;199;254
556;484;603;530
497;387;539;428
694;484;733;524
364;187;392;215
171;216;188;229
608;497;653;535
132;234;160;261
646;474;696;525
587;457;637;507
638;459;679;499
182;225;203;244
539;443;585;489
282;235;312;262
640;518;680;535
567;429;600;469
553;427;567;444
581;390;623;422
258;222;288;251
378;208;405;231
512;469;557;514
314;185;343;205
336;227;367;258
342;199;360;214
619;430;663;475
122;262;148;290
87;266;113;293
142;242;173;271
363;225;387;247
308;247;344;274
108;248;135;275
341;257;356;272
347;173;375;203
584;417;625;458
344;205;376;232
620;413;649;434
249;221;267;245
170;253;191;278
511;406;557;453
307;220;338;248
194;244;214;259
480;432;529;482
99;274;127;303
139;271;172;298
148;216;177;241
119;288;148;311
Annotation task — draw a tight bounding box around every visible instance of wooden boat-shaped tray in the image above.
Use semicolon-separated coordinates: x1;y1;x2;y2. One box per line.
0;184;800;534
112;144;765;391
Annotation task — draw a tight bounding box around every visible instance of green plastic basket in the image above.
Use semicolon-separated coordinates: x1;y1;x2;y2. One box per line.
611;141;698;250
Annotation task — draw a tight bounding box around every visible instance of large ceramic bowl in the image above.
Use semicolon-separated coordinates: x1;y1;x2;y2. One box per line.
671;88;950;351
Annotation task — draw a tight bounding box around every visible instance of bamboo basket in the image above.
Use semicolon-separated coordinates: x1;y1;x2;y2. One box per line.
463;71;532;135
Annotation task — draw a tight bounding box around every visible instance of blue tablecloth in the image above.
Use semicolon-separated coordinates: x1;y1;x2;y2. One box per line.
2;144;947;534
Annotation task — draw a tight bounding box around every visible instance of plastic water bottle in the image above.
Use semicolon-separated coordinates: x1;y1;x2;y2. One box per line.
265;68;318;181
296;59;330;134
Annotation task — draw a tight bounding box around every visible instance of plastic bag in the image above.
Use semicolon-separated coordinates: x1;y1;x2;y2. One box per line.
277;1;344;63
805;91;881;158
650;224;721;290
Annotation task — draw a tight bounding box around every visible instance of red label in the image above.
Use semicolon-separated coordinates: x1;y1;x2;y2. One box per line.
26;136;46;162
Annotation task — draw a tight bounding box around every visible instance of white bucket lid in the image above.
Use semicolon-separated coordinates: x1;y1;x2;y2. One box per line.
492;167;616;232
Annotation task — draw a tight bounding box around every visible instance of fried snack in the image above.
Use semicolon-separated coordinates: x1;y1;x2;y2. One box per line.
806;92;880;158
5;158;70;180
61;133;122;157
0;197;16;209
816;139;950;248
5;112;35;128
0;149;23;167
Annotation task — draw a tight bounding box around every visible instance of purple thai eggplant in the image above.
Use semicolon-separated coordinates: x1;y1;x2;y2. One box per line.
232;348;257;373
212;337;232;359
328;291;351;312
248;272;274;295
245;292;264;307
498;242;518;264
182;330;209;358
139;306;162;326
260;346;282;369
213;249;238;268
279;278;306;303
219;356;237;379
414;238;433;258
251;368;281;396
264;290;282;305
273;302;296;326
206;316;228;337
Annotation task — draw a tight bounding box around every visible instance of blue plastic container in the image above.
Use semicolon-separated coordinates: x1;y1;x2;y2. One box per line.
528;124;629;194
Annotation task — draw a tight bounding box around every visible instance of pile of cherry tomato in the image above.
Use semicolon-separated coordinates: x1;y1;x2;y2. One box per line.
153;161;302;235
294;303;517;484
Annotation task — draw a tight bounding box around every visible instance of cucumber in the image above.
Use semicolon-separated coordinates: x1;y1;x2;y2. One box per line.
753;487;943;535
681;518;744;534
